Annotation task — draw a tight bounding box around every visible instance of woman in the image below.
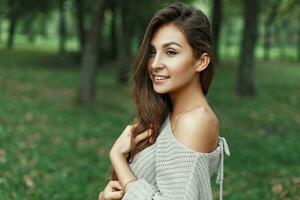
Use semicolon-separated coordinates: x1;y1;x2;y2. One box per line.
99;2;230;200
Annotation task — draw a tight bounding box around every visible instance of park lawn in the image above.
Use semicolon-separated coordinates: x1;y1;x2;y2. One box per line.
0;48;299;200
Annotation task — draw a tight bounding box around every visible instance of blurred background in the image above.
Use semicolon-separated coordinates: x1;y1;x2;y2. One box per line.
0;0;299;199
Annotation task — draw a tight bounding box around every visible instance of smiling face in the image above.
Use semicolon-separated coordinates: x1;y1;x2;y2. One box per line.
148;23;201;94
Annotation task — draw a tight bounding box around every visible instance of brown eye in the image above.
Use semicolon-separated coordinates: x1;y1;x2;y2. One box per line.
149;48;156;57
166;50;177;56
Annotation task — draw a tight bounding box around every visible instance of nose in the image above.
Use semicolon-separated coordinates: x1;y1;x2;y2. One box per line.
150;54;164;71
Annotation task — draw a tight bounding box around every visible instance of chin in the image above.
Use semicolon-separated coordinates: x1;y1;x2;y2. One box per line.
153;86;169;94
154;89;167;94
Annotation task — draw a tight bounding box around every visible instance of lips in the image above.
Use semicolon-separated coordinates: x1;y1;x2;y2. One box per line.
151;74;170;83
151;74;170;79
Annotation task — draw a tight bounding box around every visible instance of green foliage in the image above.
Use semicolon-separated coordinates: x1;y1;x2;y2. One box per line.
0;47;299;199
5;0;54;18
0;0;298;62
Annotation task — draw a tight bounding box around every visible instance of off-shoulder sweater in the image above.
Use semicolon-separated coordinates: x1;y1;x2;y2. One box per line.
122;114;231;200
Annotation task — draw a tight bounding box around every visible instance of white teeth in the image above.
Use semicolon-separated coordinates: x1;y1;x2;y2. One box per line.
154;76;168;80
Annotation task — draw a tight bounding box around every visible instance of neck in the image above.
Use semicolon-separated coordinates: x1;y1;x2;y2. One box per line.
169;77;208;117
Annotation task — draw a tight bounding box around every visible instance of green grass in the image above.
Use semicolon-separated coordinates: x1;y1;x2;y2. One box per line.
0;46;299;200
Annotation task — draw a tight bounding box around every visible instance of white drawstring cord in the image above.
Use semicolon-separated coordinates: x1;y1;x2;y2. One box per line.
216;137;230;200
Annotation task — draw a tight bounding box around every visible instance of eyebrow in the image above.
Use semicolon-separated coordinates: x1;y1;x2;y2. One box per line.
150;41;183;49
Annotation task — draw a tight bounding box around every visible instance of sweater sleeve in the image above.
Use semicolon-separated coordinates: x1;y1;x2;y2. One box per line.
121;154;213;200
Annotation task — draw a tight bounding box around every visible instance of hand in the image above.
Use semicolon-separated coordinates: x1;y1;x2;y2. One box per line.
110;124;153;157
98;181;124;200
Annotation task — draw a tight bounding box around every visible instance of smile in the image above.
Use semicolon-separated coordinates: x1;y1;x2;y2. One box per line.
155;76;168;80
151;74;170;83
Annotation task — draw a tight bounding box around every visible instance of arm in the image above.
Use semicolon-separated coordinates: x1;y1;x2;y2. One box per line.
109;124;153;193
109;151;138;193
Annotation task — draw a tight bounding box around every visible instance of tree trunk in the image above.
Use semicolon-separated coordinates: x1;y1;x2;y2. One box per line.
59;0;67;54
39;19;48;39
23;17;36;43
211;0;222;63
78;0;107;104
0;16;2;46
298;17;300;61
236;0;259;97
224;19;234;57
278;19;287;59
117;0;130;83
75;0;85;55
109;0;117;60
7;14;17;49
263;0;281;61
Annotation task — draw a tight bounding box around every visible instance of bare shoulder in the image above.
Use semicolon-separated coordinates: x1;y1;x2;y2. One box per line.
172;107;219;153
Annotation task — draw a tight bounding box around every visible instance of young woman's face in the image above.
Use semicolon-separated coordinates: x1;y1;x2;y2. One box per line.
148;23;200;94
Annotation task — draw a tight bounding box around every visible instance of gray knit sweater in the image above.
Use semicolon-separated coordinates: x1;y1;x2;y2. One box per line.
122;114;230;200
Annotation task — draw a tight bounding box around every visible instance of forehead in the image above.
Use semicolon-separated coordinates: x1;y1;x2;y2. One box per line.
151;23;188;47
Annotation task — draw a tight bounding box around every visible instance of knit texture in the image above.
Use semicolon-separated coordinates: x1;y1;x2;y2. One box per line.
122;114;230;200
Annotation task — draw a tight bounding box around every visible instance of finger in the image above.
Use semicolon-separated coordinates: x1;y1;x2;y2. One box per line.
128;124;139;137
125;125;132;136
134;129;152;144
110;181;122;190
98;192;103;200
129;123;138;132
108;191;124;199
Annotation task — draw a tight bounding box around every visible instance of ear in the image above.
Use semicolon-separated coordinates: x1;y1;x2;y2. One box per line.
195;53;211;72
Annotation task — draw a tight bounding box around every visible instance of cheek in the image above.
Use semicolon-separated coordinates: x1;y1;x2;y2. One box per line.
169;54;195;77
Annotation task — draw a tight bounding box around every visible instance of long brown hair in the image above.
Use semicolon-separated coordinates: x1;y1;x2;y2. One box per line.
109;2;215;181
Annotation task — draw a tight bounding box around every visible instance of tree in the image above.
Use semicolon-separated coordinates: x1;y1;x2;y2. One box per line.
211;0;223;63
298;15;300;61
236;0;260;96
0;16;2;46
116;0;130;83
218;0;243;59
6;0;19;49
263;0;282;61
274;0;300;61
0;0;5;46
22;15;36;43
59;0;67;54
78;0;107;104
109;0;117;60
5;0;53;49
74;0;85;55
